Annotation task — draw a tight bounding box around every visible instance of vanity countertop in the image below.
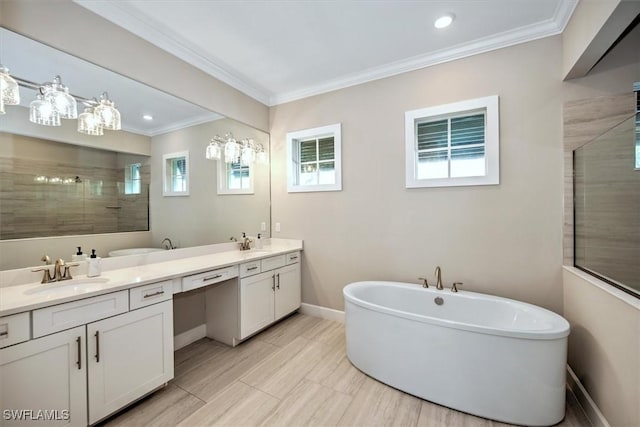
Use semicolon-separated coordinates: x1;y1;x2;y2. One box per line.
0;240;302;317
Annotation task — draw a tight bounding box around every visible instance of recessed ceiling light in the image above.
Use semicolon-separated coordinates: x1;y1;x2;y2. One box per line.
434;13;455;29
143;114;153;121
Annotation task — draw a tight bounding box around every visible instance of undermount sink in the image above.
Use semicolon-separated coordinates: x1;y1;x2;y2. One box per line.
24;277;110;296
244;250;271;255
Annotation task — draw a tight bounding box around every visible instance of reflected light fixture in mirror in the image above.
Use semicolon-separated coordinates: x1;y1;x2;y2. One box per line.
1;65;122;136
206;133;268;166
0;65;20;113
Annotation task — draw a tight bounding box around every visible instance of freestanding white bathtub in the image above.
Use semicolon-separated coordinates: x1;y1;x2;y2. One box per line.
344;281;570;426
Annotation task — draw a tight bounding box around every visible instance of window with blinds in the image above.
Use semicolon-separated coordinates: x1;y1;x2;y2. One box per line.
162;151;190;196
124;163;142;195
416;112;486;180
218;160;253;194
405;96;499;188
287;123;342;192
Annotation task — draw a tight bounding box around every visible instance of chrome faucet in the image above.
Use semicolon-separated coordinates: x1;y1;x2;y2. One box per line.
435;266;444;290
161;237;175;250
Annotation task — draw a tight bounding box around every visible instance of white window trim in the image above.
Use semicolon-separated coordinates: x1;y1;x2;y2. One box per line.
405;95;499;188
286;123;342;193
217;160;254;195
162;151;190;197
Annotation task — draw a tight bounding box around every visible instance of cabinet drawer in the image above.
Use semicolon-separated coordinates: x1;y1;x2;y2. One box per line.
261;255;285;272
0;312;30;348
33;290;129;338
182;265;238;292
285;252;301;265
130;280;172;310
239;261;261;278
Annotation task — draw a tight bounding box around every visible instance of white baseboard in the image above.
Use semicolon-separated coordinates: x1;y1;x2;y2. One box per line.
174;324;207;351
299;303;345;323
566;366;610;427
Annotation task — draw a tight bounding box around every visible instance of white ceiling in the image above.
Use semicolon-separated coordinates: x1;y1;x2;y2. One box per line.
76;0;577;106
0;28;220;136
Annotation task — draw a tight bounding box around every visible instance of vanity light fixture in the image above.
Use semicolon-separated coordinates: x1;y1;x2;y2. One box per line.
77;106;104;136
1;65;122;136
434;13;455;29
0;65;20;111
205;133;268;165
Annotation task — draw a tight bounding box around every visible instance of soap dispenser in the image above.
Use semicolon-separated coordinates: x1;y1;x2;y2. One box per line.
255;233;263;249
72;246;87;262
87;249;102;277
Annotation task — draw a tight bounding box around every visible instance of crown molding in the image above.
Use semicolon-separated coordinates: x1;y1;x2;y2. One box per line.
76;0;577;108
270;0;578;105
74;1;272;106
123;112;223;137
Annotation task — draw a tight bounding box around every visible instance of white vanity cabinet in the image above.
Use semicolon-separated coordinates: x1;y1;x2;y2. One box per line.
0;286;173;426
239;253;301;339
87;299;173;424
0;326;87;427
205;251;302;346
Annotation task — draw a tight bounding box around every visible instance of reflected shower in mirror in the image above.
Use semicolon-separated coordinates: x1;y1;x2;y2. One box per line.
0;133;150;239
0;28;270;265
574;106;640;297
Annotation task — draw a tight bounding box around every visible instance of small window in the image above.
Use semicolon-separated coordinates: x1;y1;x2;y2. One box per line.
163;151;189;196
286;123;342;192
124;163;141;195
405;96;499;188
217;160;253;195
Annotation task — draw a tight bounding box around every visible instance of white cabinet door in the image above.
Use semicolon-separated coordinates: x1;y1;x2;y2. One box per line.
87;301;173;424
240;271;275;339
0;326;87;427
274;263;301;320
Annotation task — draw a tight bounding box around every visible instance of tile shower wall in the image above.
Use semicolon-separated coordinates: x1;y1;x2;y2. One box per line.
0;133;149;240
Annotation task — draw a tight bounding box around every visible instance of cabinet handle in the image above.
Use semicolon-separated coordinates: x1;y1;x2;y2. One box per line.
276;273;280;290
289;256;298;260
203;274;223;281
0;331;8;338
143;290;165;299
94;331;100;363
76;336;82;370
272;274;275;291
247;266;258;271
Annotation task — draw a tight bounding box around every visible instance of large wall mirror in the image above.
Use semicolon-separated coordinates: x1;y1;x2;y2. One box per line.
0;28;270;268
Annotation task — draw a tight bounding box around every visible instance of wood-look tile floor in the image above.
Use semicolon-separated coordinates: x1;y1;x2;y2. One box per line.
97;313;592;427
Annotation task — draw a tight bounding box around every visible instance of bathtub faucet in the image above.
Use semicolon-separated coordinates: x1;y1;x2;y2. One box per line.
435;266;444;290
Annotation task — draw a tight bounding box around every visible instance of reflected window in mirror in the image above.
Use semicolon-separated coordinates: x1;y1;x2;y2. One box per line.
218;160;253;194
124;163;142;195
163;151;189;196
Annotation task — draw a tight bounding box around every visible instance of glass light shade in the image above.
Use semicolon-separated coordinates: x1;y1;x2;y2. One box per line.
43;85;77;119
95;98;121;130
78;107;104;136
224;139;240;163
29;94;61;126
0;66;20;105
256;149;268;164
241;145;255;166
205;142;221;160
